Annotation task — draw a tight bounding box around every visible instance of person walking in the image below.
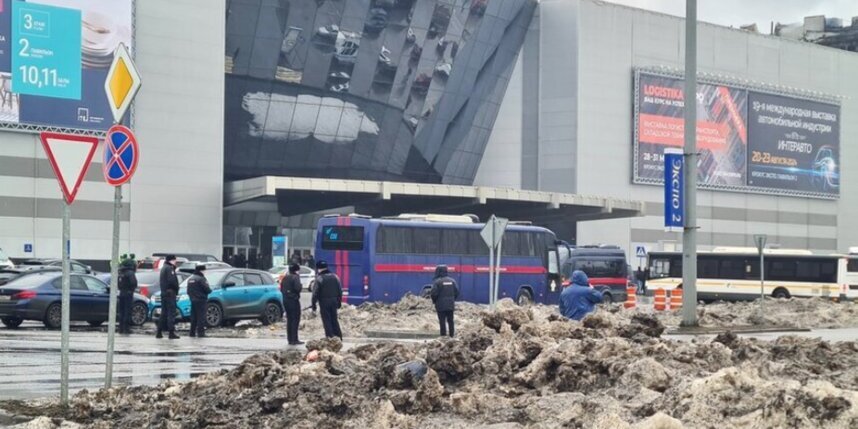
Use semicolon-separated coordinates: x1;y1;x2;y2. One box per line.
187;264;212;338
280;263;304;345
117;258;137;335
430;265;459;337
559;270;603;321
305;254;315;269
156;255;181;339
311;260;343;339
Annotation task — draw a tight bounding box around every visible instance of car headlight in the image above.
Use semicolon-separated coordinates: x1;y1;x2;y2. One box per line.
153;295;161;303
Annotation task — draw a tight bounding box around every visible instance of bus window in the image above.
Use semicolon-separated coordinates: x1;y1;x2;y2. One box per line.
768;259;796;281
321;226;365;251
718;258;745;279
442;229;468;254
377;227;413;253
414;228;442;254
468;230;488;255
698;257;719;278
848;259;858;272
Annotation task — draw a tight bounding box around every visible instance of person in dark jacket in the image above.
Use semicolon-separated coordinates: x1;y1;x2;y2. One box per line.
430;265;459;337
281;263;304;345
559;270;603;321
311;260;343;339
156;255;181;339
117;258;137;335
187;265;212;338
306;254;315;269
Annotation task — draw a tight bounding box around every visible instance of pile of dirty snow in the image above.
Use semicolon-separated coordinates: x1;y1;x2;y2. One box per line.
653;297;858;329
4;299;857;428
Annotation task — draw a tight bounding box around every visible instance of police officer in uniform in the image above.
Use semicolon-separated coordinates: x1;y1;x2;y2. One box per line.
117;258;137;334
280;263;304;345
311;261;343;339
430;265;459;337
156;255;180;339
187;264;212;338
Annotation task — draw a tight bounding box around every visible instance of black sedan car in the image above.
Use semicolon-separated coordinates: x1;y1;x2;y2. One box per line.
0;271;149;329
19;258;94;275
0;266;62;286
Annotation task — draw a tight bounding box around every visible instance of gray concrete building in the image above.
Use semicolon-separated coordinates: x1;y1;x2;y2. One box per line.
476;0;858;257
0;0;225;265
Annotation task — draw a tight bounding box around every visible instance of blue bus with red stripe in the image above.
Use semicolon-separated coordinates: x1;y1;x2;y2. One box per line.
314;214;564;305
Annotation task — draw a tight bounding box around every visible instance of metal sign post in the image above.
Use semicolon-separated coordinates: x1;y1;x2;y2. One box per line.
39;133;99;405
755;234;767;318
480;215;508;309
60;203;71;404
102;43;142;388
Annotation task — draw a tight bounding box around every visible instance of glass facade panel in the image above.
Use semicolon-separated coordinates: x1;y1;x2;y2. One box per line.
225;0;536;184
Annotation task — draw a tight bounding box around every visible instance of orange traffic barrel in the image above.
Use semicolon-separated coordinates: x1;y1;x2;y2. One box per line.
669;288;683;311
624;286;636;309
654;288;666;311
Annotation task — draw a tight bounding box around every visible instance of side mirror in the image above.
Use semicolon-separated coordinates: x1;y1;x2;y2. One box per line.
86;266;93;274
223;281;236;288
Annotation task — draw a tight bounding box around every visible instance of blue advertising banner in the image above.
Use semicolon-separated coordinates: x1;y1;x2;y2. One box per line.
11;1;81;99
747;92;840;196
0;0;133;132
664;148;684;231
272;236;288;268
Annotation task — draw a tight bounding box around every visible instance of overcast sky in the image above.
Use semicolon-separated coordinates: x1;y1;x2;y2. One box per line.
606;0;858;33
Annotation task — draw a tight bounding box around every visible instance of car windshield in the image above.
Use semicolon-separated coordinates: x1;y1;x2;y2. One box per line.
135;271;159;284
268;266;287;274
1;273;52;289
179;271;228;288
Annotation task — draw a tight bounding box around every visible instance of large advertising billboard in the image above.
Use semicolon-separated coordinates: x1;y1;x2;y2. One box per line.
0;0;132;133
633;70;840;198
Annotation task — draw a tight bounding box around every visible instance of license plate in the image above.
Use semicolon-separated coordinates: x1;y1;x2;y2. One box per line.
0;296;9;301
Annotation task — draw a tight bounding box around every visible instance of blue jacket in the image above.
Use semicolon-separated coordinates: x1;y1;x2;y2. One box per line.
559;271;603;321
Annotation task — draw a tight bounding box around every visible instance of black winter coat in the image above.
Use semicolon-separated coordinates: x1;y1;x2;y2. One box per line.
430;276;459;312
118;267;137;294
281;273;302;301
187;273;212;301
159;264;179;297
312;271;342;308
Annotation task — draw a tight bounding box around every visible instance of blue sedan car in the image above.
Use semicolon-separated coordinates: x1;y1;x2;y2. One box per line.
0;271;150;329
149;268;283;328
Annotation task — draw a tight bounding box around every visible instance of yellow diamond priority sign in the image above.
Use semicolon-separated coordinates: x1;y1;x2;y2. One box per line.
104;42;141;123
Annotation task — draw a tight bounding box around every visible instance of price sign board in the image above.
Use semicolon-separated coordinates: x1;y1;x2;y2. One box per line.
11;1;81;100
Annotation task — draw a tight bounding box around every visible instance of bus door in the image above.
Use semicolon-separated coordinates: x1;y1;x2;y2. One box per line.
319;218;368;305
840;257;858;300
543;247;562;305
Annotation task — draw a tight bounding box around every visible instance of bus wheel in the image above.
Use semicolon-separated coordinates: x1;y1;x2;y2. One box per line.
421;286;432;299
602;293;613;304
516;289;533;306
772;288;790;299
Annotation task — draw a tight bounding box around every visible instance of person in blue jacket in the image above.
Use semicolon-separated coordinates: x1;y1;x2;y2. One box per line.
559;270;603;320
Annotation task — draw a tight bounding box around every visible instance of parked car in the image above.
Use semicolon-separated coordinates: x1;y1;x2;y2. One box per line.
0;271;149;329
268;265;316;291
434;62;452;78
0;248;12;270
152;253;219;263
138;256;189;271
364;8;389;33
19;258;93;275
149;269;283;328
177;261;232;274
316;24;340;39
0;266;62;286
96;269;191;298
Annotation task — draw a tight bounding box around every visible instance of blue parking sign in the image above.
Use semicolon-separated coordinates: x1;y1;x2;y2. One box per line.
11;1;81;100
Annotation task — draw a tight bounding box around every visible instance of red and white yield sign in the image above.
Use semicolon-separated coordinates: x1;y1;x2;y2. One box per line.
39;133;99;205
102;125;140;186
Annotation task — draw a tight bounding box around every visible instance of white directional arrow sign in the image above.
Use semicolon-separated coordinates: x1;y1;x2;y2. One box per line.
39;132;99;204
